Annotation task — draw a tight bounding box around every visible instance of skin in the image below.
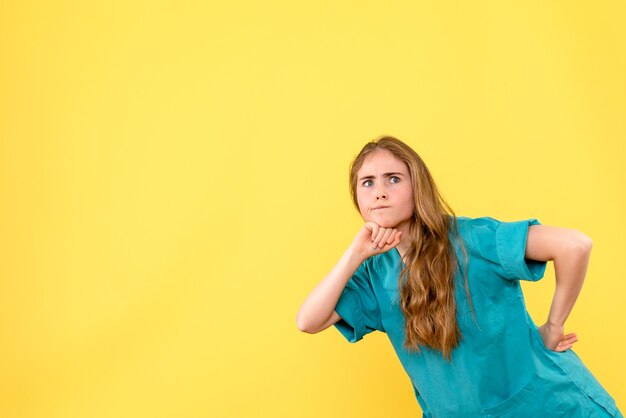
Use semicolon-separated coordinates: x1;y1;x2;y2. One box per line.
526;226;591;351
298;149;590;353
355;149;413;262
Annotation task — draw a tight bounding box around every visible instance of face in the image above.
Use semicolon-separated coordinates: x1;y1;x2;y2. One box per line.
355;149;415;229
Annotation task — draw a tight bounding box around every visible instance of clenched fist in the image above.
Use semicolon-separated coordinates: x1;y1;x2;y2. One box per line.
350;221;403;260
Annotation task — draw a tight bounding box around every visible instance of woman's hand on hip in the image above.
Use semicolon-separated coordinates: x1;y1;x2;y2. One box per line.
537;322;578;352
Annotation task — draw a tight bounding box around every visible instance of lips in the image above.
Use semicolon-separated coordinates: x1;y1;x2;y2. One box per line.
372;206;389;210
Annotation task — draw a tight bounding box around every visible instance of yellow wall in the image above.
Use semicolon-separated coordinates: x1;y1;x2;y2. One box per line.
1;1;624;417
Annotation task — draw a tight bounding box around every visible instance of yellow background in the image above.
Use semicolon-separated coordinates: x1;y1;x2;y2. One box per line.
1;1;624;417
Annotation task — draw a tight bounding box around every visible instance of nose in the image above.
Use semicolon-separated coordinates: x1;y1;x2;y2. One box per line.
375;184;388;200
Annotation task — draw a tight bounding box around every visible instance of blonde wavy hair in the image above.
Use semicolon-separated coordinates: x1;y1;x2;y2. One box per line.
349;135;473;361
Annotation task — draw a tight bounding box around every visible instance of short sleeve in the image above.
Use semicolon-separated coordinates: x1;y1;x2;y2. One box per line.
467;216;548;281
332;258;384;343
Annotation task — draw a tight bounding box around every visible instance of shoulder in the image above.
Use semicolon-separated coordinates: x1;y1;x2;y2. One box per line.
450;214;500;229
448;215;519;257
447;215;486;257
449;214;538;237
448;214;498;240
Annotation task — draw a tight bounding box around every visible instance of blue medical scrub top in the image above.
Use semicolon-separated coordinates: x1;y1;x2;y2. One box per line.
333;216;622;418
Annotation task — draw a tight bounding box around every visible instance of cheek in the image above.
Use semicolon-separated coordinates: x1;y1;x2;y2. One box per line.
356;193;366;207
402;191;415;211
358;198;373;218
358;199;368;215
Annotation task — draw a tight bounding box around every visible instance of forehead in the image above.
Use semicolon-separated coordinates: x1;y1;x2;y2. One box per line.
357;149;407;175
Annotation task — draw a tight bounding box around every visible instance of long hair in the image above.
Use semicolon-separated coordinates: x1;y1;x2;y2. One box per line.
348;135;473;361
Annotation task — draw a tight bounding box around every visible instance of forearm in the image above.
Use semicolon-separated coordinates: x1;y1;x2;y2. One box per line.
547;238;593;327
296;246;365;333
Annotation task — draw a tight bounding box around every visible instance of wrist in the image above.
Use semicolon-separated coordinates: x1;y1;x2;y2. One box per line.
546;319;565;328
346;245;367;265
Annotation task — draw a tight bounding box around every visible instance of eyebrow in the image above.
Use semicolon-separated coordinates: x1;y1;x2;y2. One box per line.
358;172;405;182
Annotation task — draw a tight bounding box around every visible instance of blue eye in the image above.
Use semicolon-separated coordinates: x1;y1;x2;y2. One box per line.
362;177;401;187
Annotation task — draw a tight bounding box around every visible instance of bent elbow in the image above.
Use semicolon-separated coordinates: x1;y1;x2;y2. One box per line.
296;315;317;334
575;233;593;253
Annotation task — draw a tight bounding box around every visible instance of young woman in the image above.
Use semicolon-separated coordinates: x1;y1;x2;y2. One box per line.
296;136;622;417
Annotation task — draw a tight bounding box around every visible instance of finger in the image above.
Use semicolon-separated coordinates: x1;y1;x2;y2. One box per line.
373;227;387;247
386;228;397;245
557;338;577;349
379;228;393;247
561;336;578;345
372;227;382;247
370;224;379;246
388;229;401;244
377;228;389;248
391;230;402;245
557;342;574;352
390;231;402;247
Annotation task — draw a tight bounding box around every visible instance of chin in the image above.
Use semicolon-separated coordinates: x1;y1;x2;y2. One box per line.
371;219;398;228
